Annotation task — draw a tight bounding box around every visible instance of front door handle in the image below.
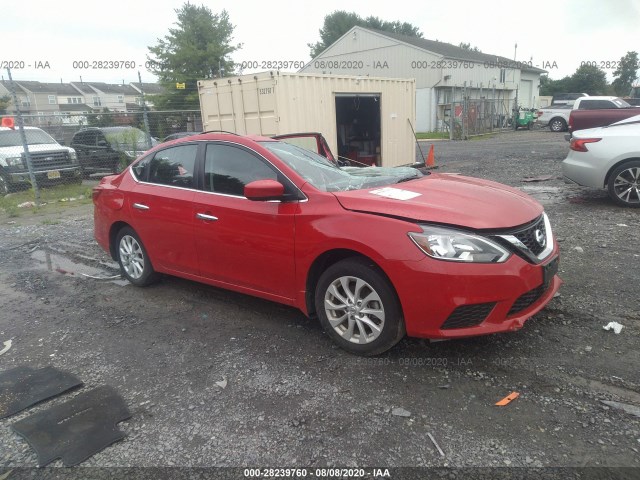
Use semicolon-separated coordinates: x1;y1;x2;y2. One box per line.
133;203;150;210
196;212;218;221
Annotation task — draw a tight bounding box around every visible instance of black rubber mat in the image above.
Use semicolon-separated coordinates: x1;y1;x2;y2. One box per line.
0;366;83;419
12;385;131;467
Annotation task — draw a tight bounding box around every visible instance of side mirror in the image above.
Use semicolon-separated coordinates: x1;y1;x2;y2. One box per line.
244;179;285;201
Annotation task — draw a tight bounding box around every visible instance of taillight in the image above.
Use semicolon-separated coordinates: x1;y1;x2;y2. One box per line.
570;137;601;152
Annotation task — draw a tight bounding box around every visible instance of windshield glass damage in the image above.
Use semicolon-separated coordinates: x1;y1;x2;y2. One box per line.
261;141;422;192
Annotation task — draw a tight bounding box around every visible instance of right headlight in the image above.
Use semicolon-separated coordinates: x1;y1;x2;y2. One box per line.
408;225;511;263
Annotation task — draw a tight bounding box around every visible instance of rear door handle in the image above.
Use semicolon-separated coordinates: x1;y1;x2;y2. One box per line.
133;203;149;210
196;213;218;221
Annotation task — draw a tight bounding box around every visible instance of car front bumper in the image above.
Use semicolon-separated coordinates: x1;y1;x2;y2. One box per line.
387;245;562;339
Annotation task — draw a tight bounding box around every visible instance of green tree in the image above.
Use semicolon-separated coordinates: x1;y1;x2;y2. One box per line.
308;11;422;58
458;42;481;52
147;3;241;110
539;74;573;96
569;64;608;95
611;51;639;96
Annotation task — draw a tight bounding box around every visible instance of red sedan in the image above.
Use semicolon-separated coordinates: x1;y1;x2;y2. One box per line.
93;132;561;355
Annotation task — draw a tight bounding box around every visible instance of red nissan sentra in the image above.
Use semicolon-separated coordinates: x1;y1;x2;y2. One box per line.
93;132;561;355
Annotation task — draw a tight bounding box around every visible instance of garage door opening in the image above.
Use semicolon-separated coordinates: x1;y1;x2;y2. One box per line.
335;94;381;166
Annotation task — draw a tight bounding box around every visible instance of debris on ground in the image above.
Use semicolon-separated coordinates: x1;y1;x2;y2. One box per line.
495;392;520;406
0;339;12;356
427;432;445;457
215;378;227;389
522;175;555;182
603;322;624;334
601;401;640;418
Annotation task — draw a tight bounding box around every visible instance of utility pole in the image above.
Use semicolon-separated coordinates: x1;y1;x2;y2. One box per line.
137;71;152;149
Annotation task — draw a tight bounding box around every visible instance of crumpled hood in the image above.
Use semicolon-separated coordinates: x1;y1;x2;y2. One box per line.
332;173;543;230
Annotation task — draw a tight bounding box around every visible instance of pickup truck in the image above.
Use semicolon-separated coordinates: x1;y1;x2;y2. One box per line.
567;106;640;138
0;125;82;195
536;96;632;132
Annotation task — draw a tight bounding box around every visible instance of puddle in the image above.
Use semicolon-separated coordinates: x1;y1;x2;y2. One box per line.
30;250;128;286
518;185;568;206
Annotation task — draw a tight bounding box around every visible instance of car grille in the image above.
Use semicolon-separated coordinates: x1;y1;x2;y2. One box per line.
23;151;72;171
513;215;546;256
492;214;551;264
441;302;496;330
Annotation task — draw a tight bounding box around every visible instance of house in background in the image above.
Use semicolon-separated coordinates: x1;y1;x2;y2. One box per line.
300;26;546;132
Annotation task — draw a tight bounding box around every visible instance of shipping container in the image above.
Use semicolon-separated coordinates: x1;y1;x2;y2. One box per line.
198;71;416;167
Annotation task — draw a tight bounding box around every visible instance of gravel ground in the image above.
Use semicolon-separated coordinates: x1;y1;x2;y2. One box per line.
0;130;638;476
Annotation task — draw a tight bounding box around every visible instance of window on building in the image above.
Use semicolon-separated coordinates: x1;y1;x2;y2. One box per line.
48;95;56;104
93;96;101;107
499;69;506;83
117;95;124;103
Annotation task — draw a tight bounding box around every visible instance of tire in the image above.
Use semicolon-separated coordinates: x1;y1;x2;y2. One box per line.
527;121;533;130
607;160;640;208
115;227;159;286
549;118;566;132
314;257;405;356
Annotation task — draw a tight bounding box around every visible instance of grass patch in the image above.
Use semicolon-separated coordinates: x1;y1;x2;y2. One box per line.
0;182;94;215
415;132;450;140
41;218;61;225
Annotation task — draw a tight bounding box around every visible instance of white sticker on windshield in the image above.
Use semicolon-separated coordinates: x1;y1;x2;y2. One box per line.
370;187;421;200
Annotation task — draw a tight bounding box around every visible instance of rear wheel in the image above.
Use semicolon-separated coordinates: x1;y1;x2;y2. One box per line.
549;118;566;132
315;258;405;356
115;227;159;285
607;160;640;207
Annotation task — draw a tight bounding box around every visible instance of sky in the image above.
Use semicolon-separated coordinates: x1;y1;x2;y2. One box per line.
1;0;639;86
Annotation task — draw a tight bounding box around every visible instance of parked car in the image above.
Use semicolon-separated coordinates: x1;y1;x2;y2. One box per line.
0;124;81;195
162;132;200;142
566;106;640;138
537;96;631;132
562;114;640;207
93;132;561;355
71;127;157;176
550;93;589;105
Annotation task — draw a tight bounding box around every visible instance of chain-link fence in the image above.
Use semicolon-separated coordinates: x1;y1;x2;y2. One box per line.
1;73;202;198
444;98;515;140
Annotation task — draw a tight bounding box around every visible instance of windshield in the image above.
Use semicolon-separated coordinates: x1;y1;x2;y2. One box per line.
261;141;422;192
102;127;151;151
613;98;631;108
0;129;57;147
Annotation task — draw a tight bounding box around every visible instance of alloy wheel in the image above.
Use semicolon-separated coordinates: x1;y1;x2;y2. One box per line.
324;276;385;344
119;234;145;279
612;166;640;205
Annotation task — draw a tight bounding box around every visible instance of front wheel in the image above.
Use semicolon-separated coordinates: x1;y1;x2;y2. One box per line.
315;258;405;356
607;160;640;207
115;227;159;285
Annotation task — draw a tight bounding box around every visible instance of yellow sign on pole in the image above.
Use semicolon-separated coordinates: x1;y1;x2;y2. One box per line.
176;82;186;90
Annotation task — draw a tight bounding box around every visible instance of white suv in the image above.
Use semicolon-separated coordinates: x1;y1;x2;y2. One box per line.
0;126;81;195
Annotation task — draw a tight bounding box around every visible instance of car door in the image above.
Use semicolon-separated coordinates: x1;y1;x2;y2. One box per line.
192;142;298;301
128;143;200;275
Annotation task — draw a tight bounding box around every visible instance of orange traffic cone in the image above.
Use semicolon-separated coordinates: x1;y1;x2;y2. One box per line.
426;144;435;168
